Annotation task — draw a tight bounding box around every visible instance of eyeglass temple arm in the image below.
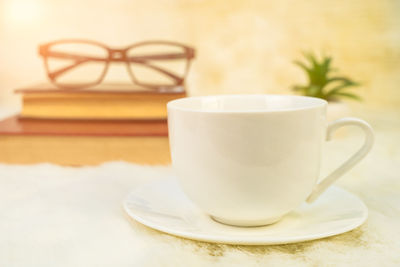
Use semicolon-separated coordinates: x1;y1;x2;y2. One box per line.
126;50;194;83
47;58;90;80
44;51;187;83
128;59;183;83
41;51;106;80
127;50;194;61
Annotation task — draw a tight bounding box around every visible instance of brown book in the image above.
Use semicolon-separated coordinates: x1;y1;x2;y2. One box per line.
0;116;170;166
15;83;186;120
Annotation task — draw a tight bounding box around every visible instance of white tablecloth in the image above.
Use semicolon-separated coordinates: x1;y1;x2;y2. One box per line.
0;119;399;266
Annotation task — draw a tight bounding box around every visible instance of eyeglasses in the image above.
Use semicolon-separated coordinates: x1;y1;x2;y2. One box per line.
38;39;195;90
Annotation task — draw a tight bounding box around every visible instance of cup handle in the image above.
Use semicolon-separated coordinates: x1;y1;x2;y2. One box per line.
306;117;374;203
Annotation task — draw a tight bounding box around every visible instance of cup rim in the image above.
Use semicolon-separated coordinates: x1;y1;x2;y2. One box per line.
167;94;328;113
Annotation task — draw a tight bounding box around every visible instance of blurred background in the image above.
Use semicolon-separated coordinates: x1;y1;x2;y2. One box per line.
0;0;399;110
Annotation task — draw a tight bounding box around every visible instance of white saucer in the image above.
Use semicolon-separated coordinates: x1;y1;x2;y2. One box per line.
123;178;368;245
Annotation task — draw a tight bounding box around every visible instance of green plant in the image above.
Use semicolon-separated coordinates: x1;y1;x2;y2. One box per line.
292;52;361;102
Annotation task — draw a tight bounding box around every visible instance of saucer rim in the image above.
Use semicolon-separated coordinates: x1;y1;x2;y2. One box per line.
123;180;368;245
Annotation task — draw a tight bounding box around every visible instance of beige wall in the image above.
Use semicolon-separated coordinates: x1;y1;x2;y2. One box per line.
0;0;399;109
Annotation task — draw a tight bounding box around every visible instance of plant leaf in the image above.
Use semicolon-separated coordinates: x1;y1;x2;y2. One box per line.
292;85;306;91
303;52;318;68
321;57;332;76
307;85;322;97
330;92;362;101
327;77;359;86
292;52;360;101
325;81;359;96
293;60;311;76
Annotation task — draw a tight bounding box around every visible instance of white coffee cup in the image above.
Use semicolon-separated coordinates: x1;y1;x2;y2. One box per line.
167;95;374;227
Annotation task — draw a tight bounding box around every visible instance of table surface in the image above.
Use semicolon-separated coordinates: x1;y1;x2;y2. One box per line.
0;108;399;266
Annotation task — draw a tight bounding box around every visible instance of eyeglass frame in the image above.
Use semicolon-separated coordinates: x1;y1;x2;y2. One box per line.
38;39;195;90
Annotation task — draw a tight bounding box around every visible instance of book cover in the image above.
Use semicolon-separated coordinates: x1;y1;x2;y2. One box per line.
0;116;170;166
15;83;186;120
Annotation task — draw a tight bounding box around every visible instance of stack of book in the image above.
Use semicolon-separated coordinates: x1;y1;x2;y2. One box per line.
0;83;186;165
